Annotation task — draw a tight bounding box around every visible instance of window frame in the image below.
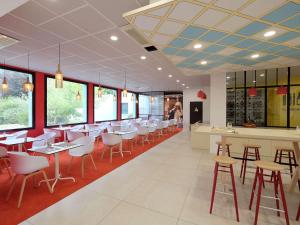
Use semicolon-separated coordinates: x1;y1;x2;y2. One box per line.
93;84;118;123
0;65;36;132
45;75;89;128
121;90;137;120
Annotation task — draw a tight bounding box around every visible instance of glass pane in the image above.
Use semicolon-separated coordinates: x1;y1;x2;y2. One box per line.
267;87;287;126
278;68;288;85
236;71;244;88
290;86;300;127
246;88;265;126
256;70;266;87
0;68;33;131
150;93;164;118
138;94;150;118
291;66;300;85
226;89;235;125
46;78;87;126
121;92;136;119
94;87;117;121
266;68;277;86
267;68;288;86
226;72;235;88
235;89;245;125
246;70;255;88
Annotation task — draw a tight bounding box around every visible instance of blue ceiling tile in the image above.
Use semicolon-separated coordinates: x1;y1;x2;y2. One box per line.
265;45;289;53
249;42;276;51
231;50;253;58
280;15;300;28
169;38;192;48
163;47;178;55
180;26;208;39
262;2;300;23
237;22;270;36
199;30;227;42
203;44;226;53
207;54;228;62
193;52;210;59
176;49;195;57
271;32;299;43
218;35;244;45
234;39;259;48
258;55;277;62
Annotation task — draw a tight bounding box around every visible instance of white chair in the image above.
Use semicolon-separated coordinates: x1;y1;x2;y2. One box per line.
121;130;137;152
7;130;28;151
0;146;11;178
6;152;52;208
156;122;164;138
66;130;84;142
32;132;56;149
68;136;96;178
106;125;113;133
148;125;157;142
111;121;121;126
162;120;169;135
44;128;61;142
137;126;150;146
111;125;121;132
71;124;84;131
101;133;123;163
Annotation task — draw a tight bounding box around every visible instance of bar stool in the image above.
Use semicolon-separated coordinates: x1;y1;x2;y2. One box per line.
216;141;231;156
274;147;298;178
209;155;239;222
249;161;289;225
240;144;261;184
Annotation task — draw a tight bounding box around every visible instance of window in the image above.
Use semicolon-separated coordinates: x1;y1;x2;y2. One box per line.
267;87;287;127
150;93;164;119
0;68;34;131
94;87;117;121
121;92;136;119
138;94;150;119
46;77;87;126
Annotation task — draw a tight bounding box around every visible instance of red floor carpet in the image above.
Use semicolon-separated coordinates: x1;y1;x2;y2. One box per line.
0;129;181;225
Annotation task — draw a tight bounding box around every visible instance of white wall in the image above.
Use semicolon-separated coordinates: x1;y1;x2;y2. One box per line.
183;86;210;129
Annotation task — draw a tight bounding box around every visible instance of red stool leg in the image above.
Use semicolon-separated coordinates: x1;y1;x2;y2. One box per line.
227;145;231;157
277;171;290;225
240;147;246;178
242;148;248;184
209;162;219;214
253;168;264;225
296;202;300;221
288;151;293;178
249;167;259;210
217;144;221;156
273;171;280;217
230;164;239;222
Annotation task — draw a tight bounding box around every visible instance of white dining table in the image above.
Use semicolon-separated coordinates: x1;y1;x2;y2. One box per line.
0;133;14;139
52;126;72;141
27;142;82;192
195;126;300;192
0;137;42;152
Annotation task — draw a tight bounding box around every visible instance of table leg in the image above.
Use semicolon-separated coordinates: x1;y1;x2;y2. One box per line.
288;141;300;192
63;131;67;142
18;143;22;152
39;152;75;192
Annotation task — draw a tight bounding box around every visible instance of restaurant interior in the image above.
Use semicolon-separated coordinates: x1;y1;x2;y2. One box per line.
0;0;300;225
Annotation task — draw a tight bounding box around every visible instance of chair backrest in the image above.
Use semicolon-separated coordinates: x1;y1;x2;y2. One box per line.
102;133;121;146
8;152;49;174
106;125;113;132
162;120;169;128
70;136;95;155
89;129;103;138
6;130;28;140
148;125;157;133
71;124;84;130
32;134;47;148
112;125;121;132
121;130;137;140
111;121;121;126
137;126;149;135
66;130;84;142
0;146;8;157
44;128;61;138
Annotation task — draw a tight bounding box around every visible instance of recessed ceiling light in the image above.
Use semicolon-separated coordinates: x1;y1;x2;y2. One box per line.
182;83;185;86
264;30;276;37
226;76;230;79
193;43;202;49
157;67;162;71
200;60;207;65
110;35;118;41
251;54;259;59
168;74;173;78
260;73;265;77
140;55;146;60
176;80;180;83
186;86;189;89
253;80;257;83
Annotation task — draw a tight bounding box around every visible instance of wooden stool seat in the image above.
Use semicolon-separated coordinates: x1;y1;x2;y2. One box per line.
214;155;236;165
243;144;261;148
254;160;284;171
216;142;231;156
216;141;232;146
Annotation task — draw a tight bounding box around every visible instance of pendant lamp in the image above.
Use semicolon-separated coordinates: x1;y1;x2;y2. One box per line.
55;43;63;88
76;90;81;101
97;72;102;98
197;90;207;100
123;71;127;97
1;59;8;93
22;53;34;92
276;69;287;95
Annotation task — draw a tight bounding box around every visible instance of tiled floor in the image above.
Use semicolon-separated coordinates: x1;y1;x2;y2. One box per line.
21;130;299;225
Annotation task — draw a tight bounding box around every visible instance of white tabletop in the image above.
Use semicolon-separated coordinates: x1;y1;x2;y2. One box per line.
0;133;14;139
109;130;136;135
27;142;82;154
0;137;41;146
52;127;72;131
195;126;300;142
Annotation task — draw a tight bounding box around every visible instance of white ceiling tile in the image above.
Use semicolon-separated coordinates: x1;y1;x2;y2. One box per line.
158;20;185;35
10;1;55;25
169;1;203;21
62;42;105;61
151;34;173;45
215;0;248;10
167;55;186;64
39;18;87;40
216;15;251;32
148;5;170;17
63;6;113;33
194;9;229;27
134;15;160;31
34;0;87;15
240;0;286;18
218;46;240;56
284;37;300;46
